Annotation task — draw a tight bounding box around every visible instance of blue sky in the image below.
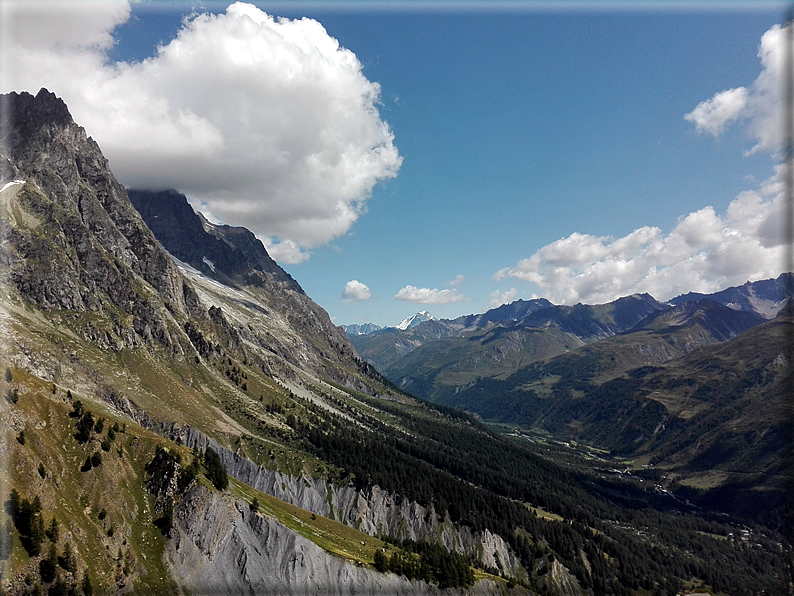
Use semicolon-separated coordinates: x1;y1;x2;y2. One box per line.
2;1;789;327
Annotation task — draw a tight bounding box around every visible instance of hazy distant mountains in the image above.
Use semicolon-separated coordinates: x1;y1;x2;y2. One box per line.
344;276;791;525
347;277;790;384
340;322;383;336
670;274;792;318
341;309;435;337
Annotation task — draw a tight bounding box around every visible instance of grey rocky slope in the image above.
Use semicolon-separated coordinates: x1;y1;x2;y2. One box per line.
170;424;528;581
168;486;528;596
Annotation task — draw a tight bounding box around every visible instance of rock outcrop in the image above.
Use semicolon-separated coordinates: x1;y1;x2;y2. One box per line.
168;485;527;596
0;89;203;352
173;425;528;581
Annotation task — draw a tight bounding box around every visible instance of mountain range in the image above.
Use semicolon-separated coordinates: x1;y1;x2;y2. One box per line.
341;310;436;337
350;277;787;389
0;89;788;595
348;276;791;527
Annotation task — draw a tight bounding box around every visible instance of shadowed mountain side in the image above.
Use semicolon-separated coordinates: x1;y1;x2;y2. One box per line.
128;188;374;384
128;189;300;292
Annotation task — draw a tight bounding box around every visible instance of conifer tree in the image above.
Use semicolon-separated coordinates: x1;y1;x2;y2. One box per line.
46;517;58;543
81;570;93;596
39;543;57;583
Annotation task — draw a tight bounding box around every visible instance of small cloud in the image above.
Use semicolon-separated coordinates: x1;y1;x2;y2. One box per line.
448;274;465;287
342;280;372;302
489;288;518;308
684;87;748;136
393;285;465;304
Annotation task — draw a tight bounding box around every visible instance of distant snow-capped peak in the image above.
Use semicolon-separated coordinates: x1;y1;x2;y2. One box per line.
396;310;435;331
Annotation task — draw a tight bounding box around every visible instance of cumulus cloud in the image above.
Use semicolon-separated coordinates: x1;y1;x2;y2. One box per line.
448;274;465;287
494;169;786;305
488;288;518;308
684;87;748;136
342;280;371;302
0;1;401;264
685;23;790;155
497;23;791;307
393;285;466;304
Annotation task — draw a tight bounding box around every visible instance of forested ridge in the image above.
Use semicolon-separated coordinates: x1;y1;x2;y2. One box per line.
279;387;787;594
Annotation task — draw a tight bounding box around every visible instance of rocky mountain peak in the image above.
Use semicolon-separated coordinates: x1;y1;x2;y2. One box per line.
0;88;202;349
2;88;73;138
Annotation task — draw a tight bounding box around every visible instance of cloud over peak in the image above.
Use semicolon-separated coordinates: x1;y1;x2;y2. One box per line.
1;1;402;264
393;285;466;304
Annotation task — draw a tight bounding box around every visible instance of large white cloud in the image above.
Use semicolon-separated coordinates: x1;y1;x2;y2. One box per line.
0;1;402;264
393;285;466;305
496;22;790;306
495;169;786;305
685;23;789;155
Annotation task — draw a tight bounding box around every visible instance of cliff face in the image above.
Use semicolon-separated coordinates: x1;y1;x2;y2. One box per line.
168;486;424;596
174;425;527;581
168;486;529;596
1;89;202;352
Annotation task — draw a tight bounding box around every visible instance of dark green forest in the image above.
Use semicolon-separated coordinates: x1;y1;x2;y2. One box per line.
270;388;788;594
